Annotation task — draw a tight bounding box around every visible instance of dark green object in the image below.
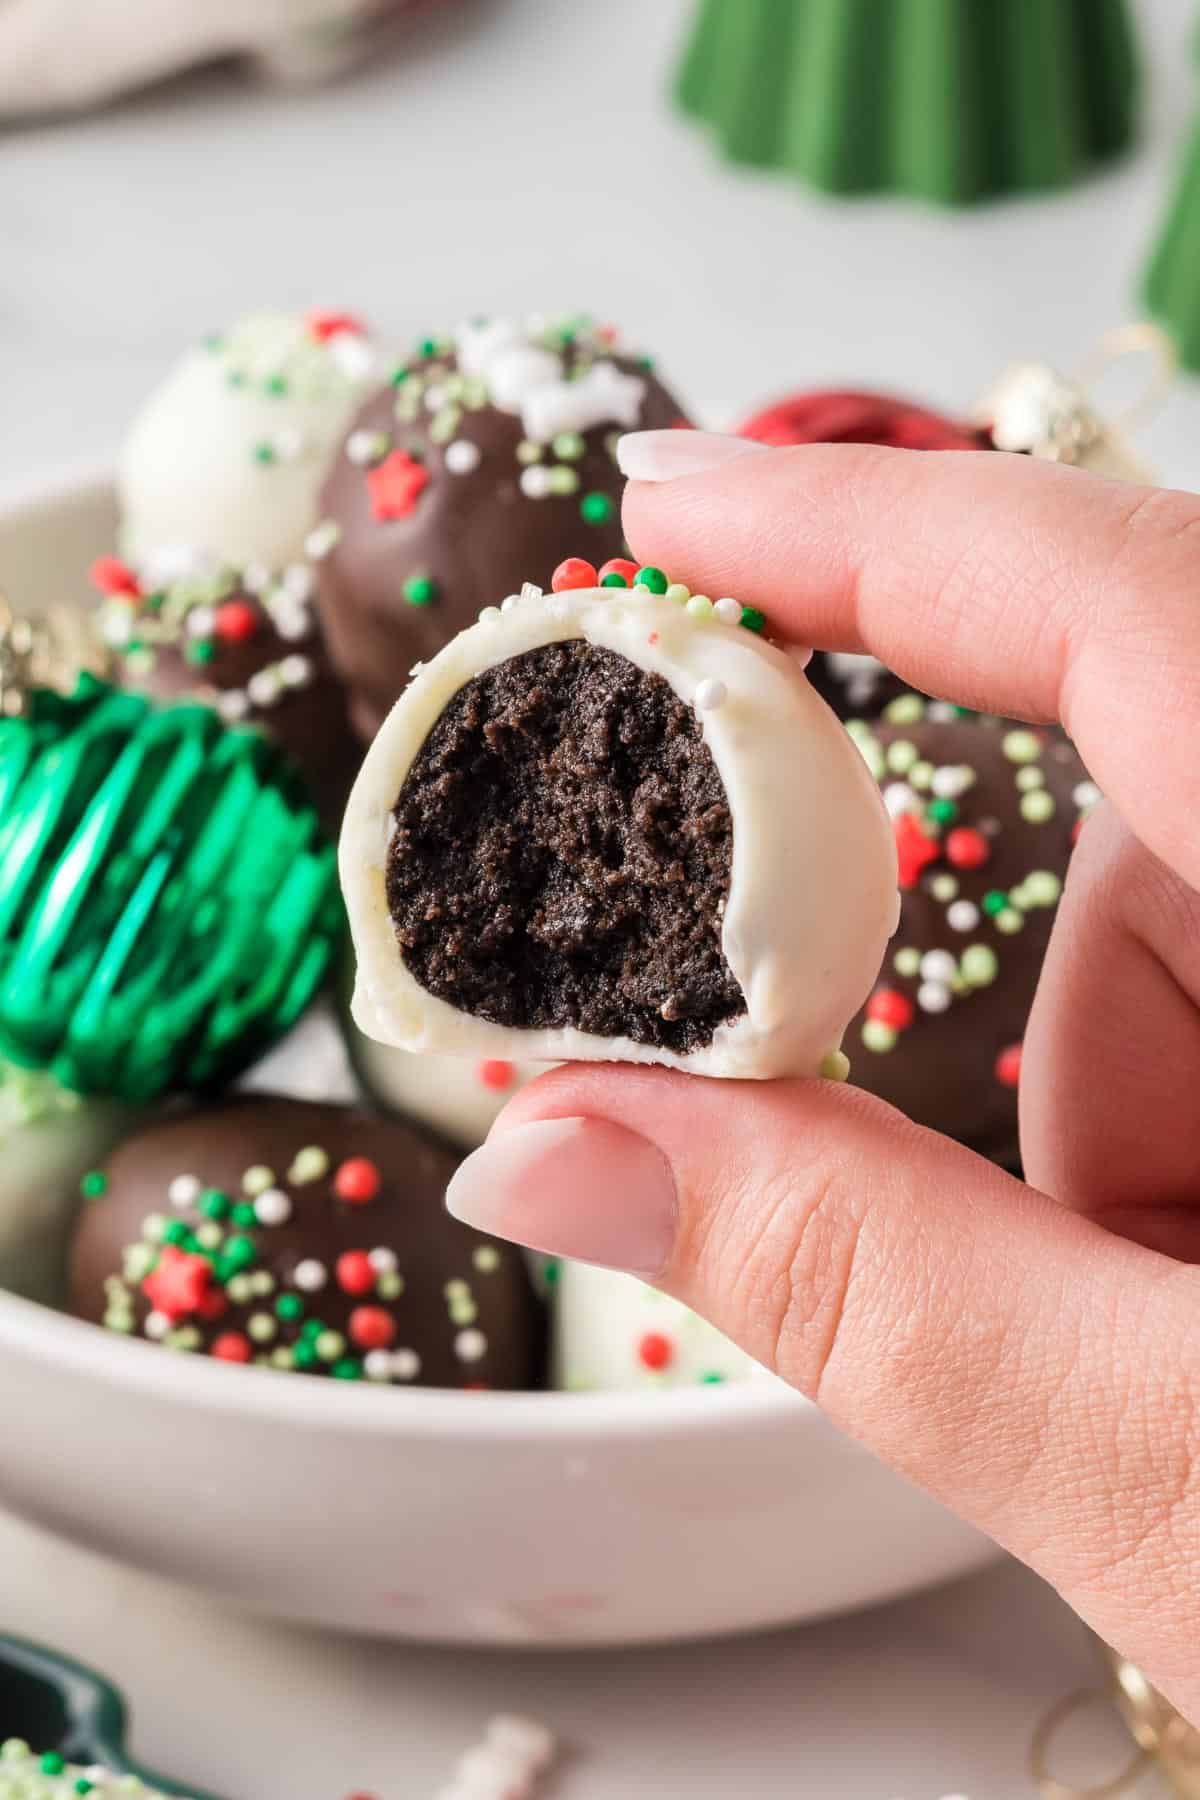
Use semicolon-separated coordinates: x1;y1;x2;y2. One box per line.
0;1634;224;1796
1144;113;1200;370
0;676;343;1102
675;0;1138;205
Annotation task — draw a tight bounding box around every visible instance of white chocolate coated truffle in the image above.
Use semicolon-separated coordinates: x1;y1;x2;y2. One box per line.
349;1026;547;1152
554;1260;778;1392
341;583;899;1080
118;311;378;572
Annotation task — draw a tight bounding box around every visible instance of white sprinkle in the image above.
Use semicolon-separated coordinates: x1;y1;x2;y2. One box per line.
520;582;544;604
216;690;251;723
693;678;727;712
714;597;742;625
185;605;217;639
242;562;271;595
272;607;309;643
254;1188;292;1226
478;606;503;625
273;426;307;461
364;1350;394;1381
281;563;316;602
455;1745;534;1794
293;1258;327;1292
1073;780;1101;809
501;595;520;613
326;330;375;383
917;980;952;1014
931;764;975;798
882;781;918;818
391;1347;421;1380
926;700;959;723
279;653;312;689
445;438;482;474
946;900;980;932
487;1716;556;1769
368;1246;398;1272
519;464;553;499
101;611;134;647
546;596;569;621
347;429;386;466
455;1328;488;1363
168;1174;201;1209
305;521;341;560
144;1311;171;1340
919;948;958;985
247;667;284;707
424;383;448;412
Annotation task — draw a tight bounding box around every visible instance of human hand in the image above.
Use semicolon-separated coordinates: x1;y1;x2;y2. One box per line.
446;430;1200;1721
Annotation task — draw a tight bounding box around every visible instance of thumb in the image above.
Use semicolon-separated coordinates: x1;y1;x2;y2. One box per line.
447;1064;1200;1712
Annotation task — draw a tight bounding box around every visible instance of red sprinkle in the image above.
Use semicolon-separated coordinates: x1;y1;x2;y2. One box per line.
211;1332;252;1363
995;1044;1023;1089
335;1157;382;1204
637;1331;674;1372
945;826;990;870
367;450;430;521
196;1287;229;1323
89;555;141;598
478;1059;515;1091
306;309;367;341
349;1306;397;1351
336;1250;377;1297
866;988;915;1030
141;1248;213;1321
894;812;941;889
551;557;598;592
597;557;639;586
214;599;261;644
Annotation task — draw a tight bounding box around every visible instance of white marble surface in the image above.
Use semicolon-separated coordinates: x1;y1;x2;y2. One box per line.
0;1;1191;1795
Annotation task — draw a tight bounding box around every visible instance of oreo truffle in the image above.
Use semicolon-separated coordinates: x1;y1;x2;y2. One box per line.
119;310;379;573
312;315;689;737
341;568;899;1080
554;1260;778;1393
69;1098;546;1390
846;694;1098;1165
90;551;359;824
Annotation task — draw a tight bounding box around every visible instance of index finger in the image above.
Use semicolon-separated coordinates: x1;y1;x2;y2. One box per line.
621;436;1200;893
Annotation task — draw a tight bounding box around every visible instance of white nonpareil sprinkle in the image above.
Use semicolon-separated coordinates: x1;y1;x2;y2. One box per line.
347;428;386;466
143;1310;171;1340
247;667;284;707
168;1174;201;1209
919;949;958;985
946;900;980;932
368;1246;398;1272
917;980;952;1014
931;763;975;798
391;1347;421;1380
253;1188;292;1226
520;583;544;604
185;605;217;639
487;1717;555;1771
693;678;727;712
216;690;251;723
273;426;308;461
281;562;316;602
714;596;742;625
305;520;341;560
1073;779;1101;809
445;438;482;474
292;1258;327;1292
518;465;553;499
242;562;271;595
455;1328;488;1363
882;782;918;818
278;654;313;689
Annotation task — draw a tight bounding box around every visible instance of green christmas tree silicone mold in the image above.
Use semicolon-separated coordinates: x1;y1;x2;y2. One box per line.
674;0;1139;205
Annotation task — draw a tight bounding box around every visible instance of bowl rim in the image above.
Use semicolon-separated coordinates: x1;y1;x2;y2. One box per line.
0;462;816;1448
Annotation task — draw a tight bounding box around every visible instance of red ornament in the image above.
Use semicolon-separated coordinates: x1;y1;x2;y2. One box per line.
334;1157;382;1204
211;1332;252;1364
305;309;367;342
89;556;141;598
597;557;639;586
551;557;598;592
995;1043;1023;1089
894;812;941;889
336;1250;376;1297
737;389;991;453
637;1331;674;1372
214;599;260;644
866;988;914;1031
478;1059;515;1092
945;827;990;870
366;451;430;521
349;1306;397;1352
141;1247;213;1321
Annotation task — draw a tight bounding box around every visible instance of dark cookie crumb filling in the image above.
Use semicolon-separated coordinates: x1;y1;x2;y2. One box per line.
386;642;745;1053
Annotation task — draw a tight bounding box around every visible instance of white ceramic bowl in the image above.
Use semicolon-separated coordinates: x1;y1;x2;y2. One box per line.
0;472;996;1647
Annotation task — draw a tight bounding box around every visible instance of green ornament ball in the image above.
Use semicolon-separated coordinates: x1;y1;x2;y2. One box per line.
0;676;343;1101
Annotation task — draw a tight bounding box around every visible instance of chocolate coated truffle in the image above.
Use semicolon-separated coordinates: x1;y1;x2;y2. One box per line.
91;552;359;825
846;694;1098;1165
69;1097;547;1390
313;316;689;736
341;569;898;1081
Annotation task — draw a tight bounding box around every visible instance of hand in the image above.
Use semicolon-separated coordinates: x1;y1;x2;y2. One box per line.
447;430;1200;1721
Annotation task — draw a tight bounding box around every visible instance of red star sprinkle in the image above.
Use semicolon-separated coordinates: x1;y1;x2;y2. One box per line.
142;1247;213;1321
305;309;367;341
366;450;430;521
894;811;941;889
89;556;141;598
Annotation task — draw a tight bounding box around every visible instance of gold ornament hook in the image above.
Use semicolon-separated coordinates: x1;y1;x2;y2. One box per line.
1029;1687;1151;1800
1072;323;1177;437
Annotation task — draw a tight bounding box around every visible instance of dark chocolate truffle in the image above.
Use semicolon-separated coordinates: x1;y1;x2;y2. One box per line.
845;694;1098;1166
91;554;360;827
68;1097;547;1390
386;639;744;1056
312;316;689;737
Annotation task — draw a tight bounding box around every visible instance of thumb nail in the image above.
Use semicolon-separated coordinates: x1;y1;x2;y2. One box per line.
616;429;768;483
445;1116;677;1276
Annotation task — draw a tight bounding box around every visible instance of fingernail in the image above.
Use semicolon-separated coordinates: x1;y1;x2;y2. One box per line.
616;429;768;483
445;1116;677;1276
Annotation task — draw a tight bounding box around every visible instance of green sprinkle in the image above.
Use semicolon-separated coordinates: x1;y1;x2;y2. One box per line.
444;1278;469;1300
316;1330;346;1362
80;1169;107;1198
390;365;410;386
739;606;766;633
288;1146;329;1185
580;491;615;525
232;1202;258;1227
403;574;438;607
473;1245;501;1273
163;1219;192;1247
217;1234;257;1278
241;1164;275;1196
548;465;579;495
276;1293;304;1322
417;336;440;358
227;1274;254;1304
601;571;629;587
552;431;585;460
292;1341;318;1369
1020;789;1056;824
184;638;216;667
332;1358;363;1380
1024;869;1062;907
927;797;958;825
200;1188;231;1220
819;1049;851;1082
886;740;918;774
982;890;1008;915
995;907;1025;934
929;873;958;902
252;442;276;465
685;595;714;619
300;1317;326;1341
376;1270;403;1300
960;944;999;987
542;1257;562;1288
1015;765;1045;792
40;1753;65;1776
142;1212;168;1243
700;1371;726;1385
248;1312;276;1344
227;370;248;388
884;693;925;724
633;565;668;594
664;582;691;604
1002;729;1042;764
861;1019;898;1053
894;946;921;977
265;374;288;396
195;1222;223;1251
